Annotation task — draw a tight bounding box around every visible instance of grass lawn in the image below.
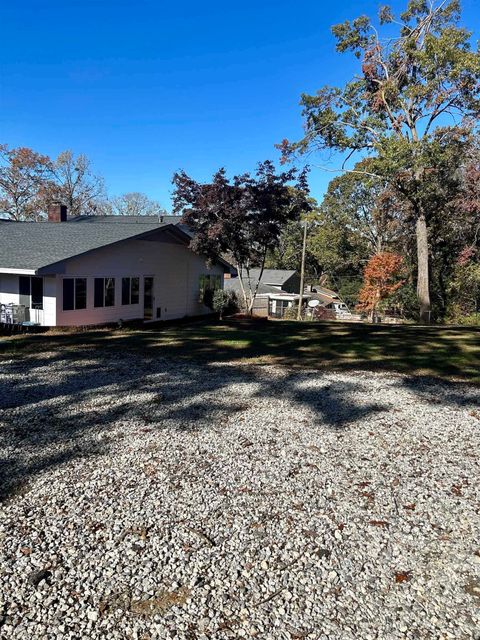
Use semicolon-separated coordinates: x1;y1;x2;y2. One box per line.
2;318;479;384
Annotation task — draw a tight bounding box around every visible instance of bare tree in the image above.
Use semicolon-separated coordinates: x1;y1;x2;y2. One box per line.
109;192;165;217
50;150;106;217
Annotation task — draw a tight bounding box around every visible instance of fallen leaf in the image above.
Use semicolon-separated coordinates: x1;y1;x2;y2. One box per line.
369;520;390;528
395;571;412;583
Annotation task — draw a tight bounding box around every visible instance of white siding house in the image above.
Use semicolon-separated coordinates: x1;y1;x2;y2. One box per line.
0;207;230;327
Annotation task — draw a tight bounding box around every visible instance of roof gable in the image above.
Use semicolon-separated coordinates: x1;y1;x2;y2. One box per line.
247;268;298;285
0;219;231;273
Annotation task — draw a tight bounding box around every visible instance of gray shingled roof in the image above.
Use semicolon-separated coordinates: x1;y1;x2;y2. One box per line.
0;220;187;272
247;269;297;285
224;278;299;297
68;215;181;225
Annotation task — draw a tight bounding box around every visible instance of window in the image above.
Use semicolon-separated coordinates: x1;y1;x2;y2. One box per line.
63;278;87;311
199;274;222;302
19;276;44;309
94;278;115;307
122;277;140;305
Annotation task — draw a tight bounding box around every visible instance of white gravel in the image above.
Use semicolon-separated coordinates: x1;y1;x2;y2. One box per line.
0;348;479;639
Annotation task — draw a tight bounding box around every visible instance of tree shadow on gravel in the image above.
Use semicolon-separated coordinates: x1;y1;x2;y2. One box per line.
0;319;477;502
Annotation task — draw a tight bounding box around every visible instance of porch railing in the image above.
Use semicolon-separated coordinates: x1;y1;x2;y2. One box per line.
1;304;44;326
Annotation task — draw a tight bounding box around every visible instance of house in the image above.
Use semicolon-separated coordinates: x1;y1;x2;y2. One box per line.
225;269;309;317
246;269;301;293
0;204;231;327
308;285;351;318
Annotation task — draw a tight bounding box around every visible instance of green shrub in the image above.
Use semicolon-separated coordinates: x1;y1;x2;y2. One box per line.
212;289;239;319
445;307;480;326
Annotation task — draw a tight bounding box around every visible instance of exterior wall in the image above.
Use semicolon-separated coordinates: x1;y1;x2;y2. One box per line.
0;273;56;325
54;238;224;327
281;273;301;294
251;296;269;317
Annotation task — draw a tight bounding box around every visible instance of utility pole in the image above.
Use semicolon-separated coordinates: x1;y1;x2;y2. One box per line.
297;218;308;320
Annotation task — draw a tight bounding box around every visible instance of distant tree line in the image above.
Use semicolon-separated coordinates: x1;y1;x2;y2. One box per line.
274;0;480;323
0;145;166;221
171;0;479;323
2;0;478;325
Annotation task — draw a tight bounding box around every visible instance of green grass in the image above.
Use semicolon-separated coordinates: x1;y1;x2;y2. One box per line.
2;318;479;384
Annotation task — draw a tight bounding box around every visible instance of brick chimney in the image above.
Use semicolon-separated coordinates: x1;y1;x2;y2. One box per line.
48;202;67;222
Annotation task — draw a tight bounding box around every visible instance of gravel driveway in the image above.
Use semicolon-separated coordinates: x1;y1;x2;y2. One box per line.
1;347;479;639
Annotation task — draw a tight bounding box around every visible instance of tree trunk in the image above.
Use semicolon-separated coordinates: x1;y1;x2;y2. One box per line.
237;264;249;313
247;251;268;316
297;220;308;320
416;214;431;323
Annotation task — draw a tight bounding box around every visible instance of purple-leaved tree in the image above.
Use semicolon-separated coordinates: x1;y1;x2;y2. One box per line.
172;161;310;314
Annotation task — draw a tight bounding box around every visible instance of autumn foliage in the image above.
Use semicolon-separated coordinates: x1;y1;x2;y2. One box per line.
356;252;405;319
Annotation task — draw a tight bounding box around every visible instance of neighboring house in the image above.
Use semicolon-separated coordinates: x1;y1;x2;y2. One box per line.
225;269;309;317
225;271;352;320
0;204;230;327
246;269;301;293
308;286;351;318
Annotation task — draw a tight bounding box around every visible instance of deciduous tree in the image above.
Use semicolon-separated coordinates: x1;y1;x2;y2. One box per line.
50;151;106;217
109;191;166;217
0;144;53;220
357;252;405;320
280;0;480;321
172;161;310;313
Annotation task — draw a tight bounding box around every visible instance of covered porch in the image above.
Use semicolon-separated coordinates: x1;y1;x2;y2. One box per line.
0;271;56;327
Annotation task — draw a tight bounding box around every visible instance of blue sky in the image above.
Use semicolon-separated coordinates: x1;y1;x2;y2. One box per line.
1;0;478;211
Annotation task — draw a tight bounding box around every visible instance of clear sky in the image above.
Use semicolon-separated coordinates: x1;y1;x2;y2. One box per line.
1;0;478;211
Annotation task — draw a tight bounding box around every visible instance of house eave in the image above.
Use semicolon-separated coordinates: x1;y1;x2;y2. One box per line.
1;223;234;276
0;267;38;275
